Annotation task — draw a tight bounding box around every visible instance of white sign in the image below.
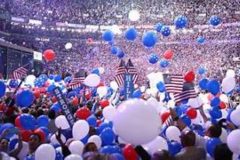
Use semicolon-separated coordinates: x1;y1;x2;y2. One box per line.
33;51;42;61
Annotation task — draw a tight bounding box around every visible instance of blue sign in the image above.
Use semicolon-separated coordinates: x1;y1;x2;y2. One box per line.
124;73;134;99
53;87;75;127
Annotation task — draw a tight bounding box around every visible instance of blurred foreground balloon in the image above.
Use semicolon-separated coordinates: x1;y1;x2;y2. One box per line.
35;144;56;160
227;129;240;154
16;90;35;108
84;74;101;87
72;120;89;140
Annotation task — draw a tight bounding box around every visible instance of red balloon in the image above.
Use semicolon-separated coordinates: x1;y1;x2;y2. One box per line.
34;129;46;143
97;82;105;87
34;90;41;99
15;116;22;129
52;96;57;103
184;71;195;82
123;144;138;160
43;49;56;62
186;107;197;119
76;107;91;120
72;97;79;107
85;92;92;100
219;102;226;109
163;49;174;60
97;120;102;127
161;111;171;123
99;99;109;108
20;130;32;142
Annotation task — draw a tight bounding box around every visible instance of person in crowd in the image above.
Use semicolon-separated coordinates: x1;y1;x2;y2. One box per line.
214;143;233;160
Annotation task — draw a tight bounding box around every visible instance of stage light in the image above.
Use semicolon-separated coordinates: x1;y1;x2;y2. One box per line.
128;9;140;21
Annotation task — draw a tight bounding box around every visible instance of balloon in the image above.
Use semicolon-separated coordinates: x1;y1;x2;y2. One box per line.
111;46;119;55
148;53;159;64
37;115;49;127
65;154;83;160
102;30;114;42
0;81;6;98
43;49;55;62
163;49;174;60
99;99;110;108
103;106;117;121
159;60;169;68
230;109;240;126
87;115;97;127
199;78;209;90
100;128;115;145
55;115;70;130
20;114;36;130
84;74;100;87
207;80;220;95
72;120;89;140
206;138;222;157
220;128;228;143
132;89;142;98
180;115;191;126
16;141;29;160
117;50;125;58
209;15;221;26
165;126;181;143
222;77;236;93
35;144;56;160
219;94;228;103
161;26;171;37
20;130;32;142
168;141;182;156
100;145;121;154
209;107;222;119
156;81;165;92
184;71;195;83
113;153;125;160
210;97;220;107
50;134;66;145
97;86;108;98
97;122;112;134
125;27;137;41
188;96;203;109
9;79;19;88
128;9;140;21
72;97;79;107
16;90;35;108
161;111;170;123
76;107;91;120
198;67;206;75
155;23;163;32
174;15;188;29
143;136;168;155
113;99;161;145
98;67;105;74
65;42;72;50
54;75;62;82
197;36;205;44
110;81;118;91
186;108;197;119
123;144;138;160
226;69;235;78
50;103;61;112
88;135;102;149
69;141;84;156
227;129;240;154
142;31;157;48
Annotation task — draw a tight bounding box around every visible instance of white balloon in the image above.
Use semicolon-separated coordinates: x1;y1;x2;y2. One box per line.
165;126;181;143
84;74;100;87
16;142;29;160
128;9;140;21
65;42;73;50
222;77;236;93
227;129;240;154
220;128;228;143
55;115;70;130
97;86;108;98
98;67;105;74
219;94;229;103
88;135;102;149
226;69;235;78
25;75;36;87
147;97;160;113
50;134;66;145
143;136;168;155
65;154;83;160
140;86;146;92
230;109;240;126
113;99;161;145
118;136;128;144
69;141;84;156
103;106;116;121
72;120;89;140
167;100;175;109
110;81;118;91
188;96;203;108
35;144;56;160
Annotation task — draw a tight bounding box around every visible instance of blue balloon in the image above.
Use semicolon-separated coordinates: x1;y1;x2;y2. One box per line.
155;23;164;32
16;90;34;108
168;141;182;156
210;97;220;107
91;68;100;75
207;80;220;95
47;84;56;93
117;51;125;58
142;31;157;48
39;127;50;138
49;74;54;80
198;67;206;75
112;153;125;160
87;115;97;127
50;103;61;112
209;107;222;119
100;128;115;146
199;78;209;90
180;115;191;126
156;81;165;92
209;15;221;26
102;30;114;42
64;76;72;83
34;78;45;87
125;27;137;41
20;114;36;130
9;79;19;88
197;36;205;44
161;26;171;37
174;15;188;29
37;115;49;127
0;123;14;135
160;60;169;68
97;122;113;134
149;53;159;64
175;107;183;116
0;81;6;98
55;151;64;160
111;46;119;55
81;135;89;144
54;75;62;82
132;89;142;98
206;138;222;157
100;145;121;154
179;104;189;113
61;129;73;140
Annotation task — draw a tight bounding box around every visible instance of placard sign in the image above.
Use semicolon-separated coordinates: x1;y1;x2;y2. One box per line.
124;73;134;99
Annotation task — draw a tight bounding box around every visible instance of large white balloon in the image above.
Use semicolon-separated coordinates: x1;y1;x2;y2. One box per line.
230;109;240;126
84;74;100;87
113;99;161;145
226;69;235;78
222;77;236;93
55;115;70;130
220;128;228;143
110;81;118;91
103;106;117;121
227;129;240;154
143;136;168;155
65;154;83;160
219;94;229;103
69;141;84;156
165;126;181;143
188;96;203;108
50;134;66;145
147;97;161;113
97;86;108;98
16;142;29;160
25;75;36;87
72;120;89;140
35;144;56;160
88;135;102;149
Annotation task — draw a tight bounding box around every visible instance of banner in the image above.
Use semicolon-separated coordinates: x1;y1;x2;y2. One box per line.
124;73;134;99
53;87;75;127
